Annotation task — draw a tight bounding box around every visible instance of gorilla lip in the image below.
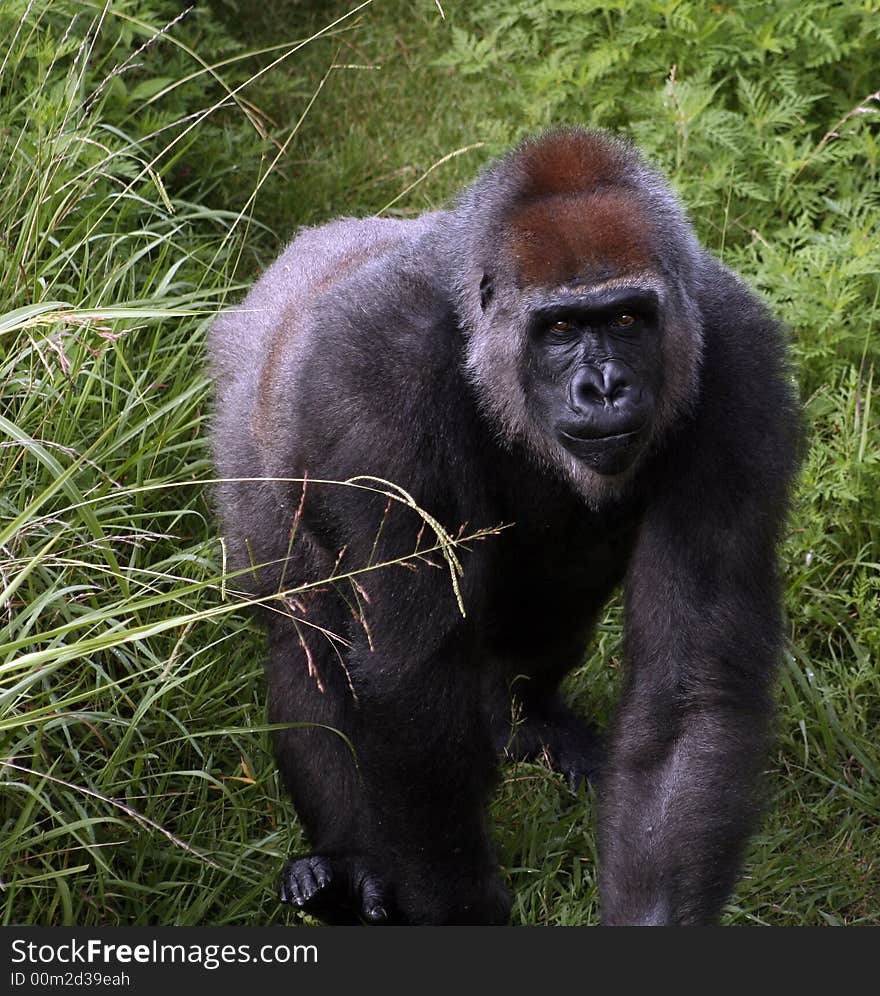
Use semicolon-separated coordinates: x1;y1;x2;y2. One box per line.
562;427;639;440
557;426;645;470
557;425;645;446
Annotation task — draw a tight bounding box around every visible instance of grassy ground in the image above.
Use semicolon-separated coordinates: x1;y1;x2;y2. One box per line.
1;0;878;926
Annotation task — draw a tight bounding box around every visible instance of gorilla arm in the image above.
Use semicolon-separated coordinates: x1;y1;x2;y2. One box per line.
285;489;510;925
267;278;511;922
599;484;782;924
597;276;799;924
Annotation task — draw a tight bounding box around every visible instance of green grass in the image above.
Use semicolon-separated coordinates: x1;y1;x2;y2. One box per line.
1;0;878;926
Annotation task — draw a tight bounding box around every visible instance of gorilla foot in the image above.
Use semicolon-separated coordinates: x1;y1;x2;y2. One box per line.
499;698;606;791
280;855;390;924
562;734;606;793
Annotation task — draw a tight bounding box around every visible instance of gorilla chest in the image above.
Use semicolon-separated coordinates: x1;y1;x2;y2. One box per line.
481;509;639;648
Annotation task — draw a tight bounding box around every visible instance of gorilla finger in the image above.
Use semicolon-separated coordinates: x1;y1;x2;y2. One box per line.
358;875;390;923
308;855;332;890
296;866;319;903
279;868;302;906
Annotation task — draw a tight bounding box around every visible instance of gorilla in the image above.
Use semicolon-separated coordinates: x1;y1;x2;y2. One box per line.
208;128;801;926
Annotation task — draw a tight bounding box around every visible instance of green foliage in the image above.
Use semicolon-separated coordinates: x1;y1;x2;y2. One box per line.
1;0;878;926
0;0;291;926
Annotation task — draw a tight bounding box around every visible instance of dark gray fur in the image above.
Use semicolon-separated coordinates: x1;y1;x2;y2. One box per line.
208;128;801;925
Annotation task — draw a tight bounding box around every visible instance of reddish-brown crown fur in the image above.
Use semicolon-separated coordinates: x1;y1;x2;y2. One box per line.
516;130;629;198
505;132;655;287
508;191;653;287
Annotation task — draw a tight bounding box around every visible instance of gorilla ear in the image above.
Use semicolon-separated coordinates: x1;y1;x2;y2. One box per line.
479;273;494;311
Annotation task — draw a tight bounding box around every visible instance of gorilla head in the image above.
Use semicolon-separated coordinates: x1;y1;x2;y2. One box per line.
448;131;703;496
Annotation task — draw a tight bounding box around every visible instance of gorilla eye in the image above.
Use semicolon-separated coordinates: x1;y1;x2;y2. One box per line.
550;320;572;333
611;314;636;328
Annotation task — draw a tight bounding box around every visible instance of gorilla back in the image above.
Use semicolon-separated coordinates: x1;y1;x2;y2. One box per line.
208;128;801;925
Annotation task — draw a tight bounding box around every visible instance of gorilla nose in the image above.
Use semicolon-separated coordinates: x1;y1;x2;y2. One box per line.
569;362;636;412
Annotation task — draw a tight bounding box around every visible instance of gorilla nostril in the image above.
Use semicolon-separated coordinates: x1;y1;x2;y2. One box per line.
602;363;633;402
570;366;608;411
609;380;631;403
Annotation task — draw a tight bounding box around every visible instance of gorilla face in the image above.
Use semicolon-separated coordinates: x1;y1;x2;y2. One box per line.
524;283;663;476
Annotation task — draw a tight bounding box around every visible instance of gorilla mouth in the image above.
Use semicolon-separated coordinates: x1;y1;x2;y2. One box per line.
557;426;646;474
560;428;641;445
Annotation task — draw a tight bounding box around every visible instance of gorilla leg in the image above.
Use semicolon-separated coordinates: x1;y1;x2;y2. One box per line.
268;608;510;925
